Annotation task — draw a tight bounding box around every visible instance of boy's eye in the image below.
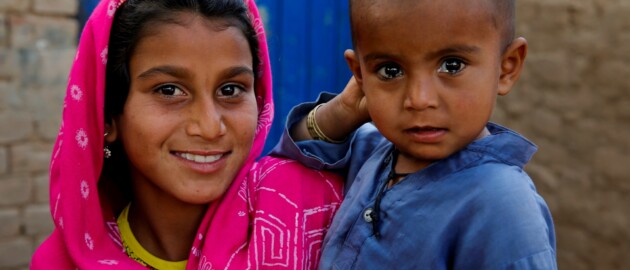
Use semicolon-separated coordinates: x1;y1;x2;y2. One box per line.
437;58;466;75
217;84;244;97
377;64;404;80
156;85;185;96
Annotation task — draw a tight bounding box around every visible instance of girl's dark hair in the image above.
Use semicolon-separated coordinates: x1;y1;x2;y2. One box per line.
105;0;260;118
101;0;260;208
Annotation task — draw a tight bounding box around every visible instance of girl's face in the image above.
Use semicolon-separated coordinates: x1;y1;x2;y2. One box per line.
113;14;258;205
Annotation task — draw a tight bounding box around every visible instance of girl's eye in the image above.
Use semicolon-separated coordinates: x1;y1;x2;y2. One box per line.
377;64;404;80
217;84;245;97
156;85;185;96
437;58;466;75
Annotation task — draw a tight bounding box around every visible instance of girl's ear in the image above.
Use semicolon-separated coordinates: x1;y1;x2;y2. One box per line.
344;49;363;85
498;37;528;96
104;119;118;143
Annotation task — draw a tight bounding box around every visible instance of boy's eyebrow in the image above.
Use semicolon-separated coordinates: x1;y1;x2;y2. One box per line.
363;53;396;63
362;45;482;63
426;45;481;59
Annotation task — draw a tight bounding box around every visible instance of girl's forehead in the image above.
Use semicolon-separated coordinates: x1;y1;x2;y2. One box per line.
140;12;237;39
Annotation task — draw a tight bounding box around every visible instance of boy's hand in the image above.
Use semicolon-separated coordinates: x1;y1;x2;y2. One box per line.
290;76;370;142
335;76;370;125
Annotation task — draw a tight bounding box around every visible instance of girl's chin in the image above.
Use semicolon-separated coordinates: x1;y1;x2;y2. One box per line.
176;189;228;205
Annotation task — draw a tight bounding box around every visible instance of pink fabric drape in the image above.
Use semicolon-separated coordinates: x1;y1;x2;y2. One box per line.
31;0;342;269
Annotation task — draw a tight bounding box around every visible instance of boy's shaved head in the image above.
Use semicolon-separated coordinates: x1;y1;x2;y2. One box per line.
349;0;515;51
492;0;516;49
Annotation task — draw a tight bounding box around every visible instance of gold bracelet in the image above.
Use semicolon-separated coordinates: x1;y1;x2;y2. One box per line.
306;104;345;144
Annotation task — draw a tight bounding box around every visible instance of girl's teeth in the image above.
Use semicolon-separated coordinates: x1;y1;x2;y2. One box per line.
180;153;221;163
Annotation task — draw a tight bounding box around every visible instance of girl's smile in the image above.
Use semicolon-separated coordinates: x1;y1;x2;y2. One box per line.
173;151;225;164
172;150;229;174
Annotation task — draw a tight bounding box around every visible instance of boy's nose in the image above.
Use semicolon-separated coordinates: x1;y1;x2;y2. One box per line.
185;98;226;139
403;79;439;110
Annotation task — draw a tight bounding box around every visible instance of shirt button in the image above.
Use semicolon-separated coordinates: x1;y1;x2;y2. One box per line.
363;208;374;223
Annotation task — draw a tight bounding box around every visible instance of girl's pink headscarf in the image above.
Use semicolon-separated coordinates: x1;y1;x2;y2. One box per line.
31;0;342;269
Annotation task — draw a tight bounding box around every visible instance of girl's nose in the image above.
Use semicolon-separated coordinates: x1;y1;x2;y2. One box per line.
185;98;226;139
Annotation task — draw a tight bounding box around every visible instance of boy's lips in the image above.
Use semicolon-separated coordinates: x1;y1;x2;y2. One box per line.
404;126;447;143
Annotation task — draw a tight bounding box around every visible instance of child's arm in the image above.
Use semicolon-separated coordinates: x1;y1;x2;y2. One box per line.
270;77;384;184
290;77;370;143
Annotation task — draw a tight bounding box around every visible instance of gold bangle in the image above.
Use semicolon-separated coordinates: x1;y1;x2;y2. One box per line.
306;104;345;144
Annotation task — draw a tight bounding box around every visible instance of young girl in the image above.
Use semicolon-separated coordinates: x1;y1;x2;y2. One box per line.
31;0;342;269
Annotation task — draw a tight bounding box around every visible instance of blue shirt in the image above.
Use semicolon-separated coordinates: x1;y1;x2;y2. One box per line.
271;93;557;270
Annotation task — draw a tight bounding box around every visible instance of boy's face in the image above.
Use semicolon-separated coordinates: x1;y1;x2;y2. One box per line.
347;0;526;172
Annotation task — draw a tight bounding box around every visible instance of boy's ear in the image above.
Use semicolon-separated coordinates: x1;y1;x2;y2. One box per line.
498;37;528;96
344;49;363;85
104;118;118;144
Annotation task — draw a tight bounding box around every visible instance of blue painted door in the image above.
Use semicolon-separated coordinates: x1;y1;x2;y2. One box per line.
79;0;353;154
255;0;353;153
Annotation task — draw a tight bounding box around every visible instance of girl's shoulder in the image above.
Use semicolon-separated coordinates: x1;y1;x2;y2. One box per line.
31;230;75;269
244;156;343;269
249;155;343;210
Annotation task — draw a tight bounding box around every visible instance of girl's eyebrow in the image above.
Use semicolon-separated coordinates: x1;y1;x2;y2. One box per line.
137;65;254;80
220;66;254;79
137;65;190;79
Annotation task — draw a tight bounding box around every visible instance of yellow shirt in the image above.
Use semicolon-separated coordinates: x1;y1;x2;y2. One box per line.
117;204;187;270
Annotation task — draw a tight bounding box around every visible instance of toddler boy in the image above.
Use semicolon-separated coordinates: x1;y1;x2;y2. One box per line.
273;0;557;269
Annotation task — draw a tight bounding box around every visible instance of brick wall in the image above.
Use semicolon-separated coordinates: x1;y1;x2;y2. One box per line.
0;0;77;269
0;0;628;269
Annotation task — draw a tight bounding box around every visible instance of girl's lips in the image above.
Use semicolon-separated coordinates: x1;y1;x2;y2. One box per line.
174;152;224;163
172;151;229;174
405;127;447;143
